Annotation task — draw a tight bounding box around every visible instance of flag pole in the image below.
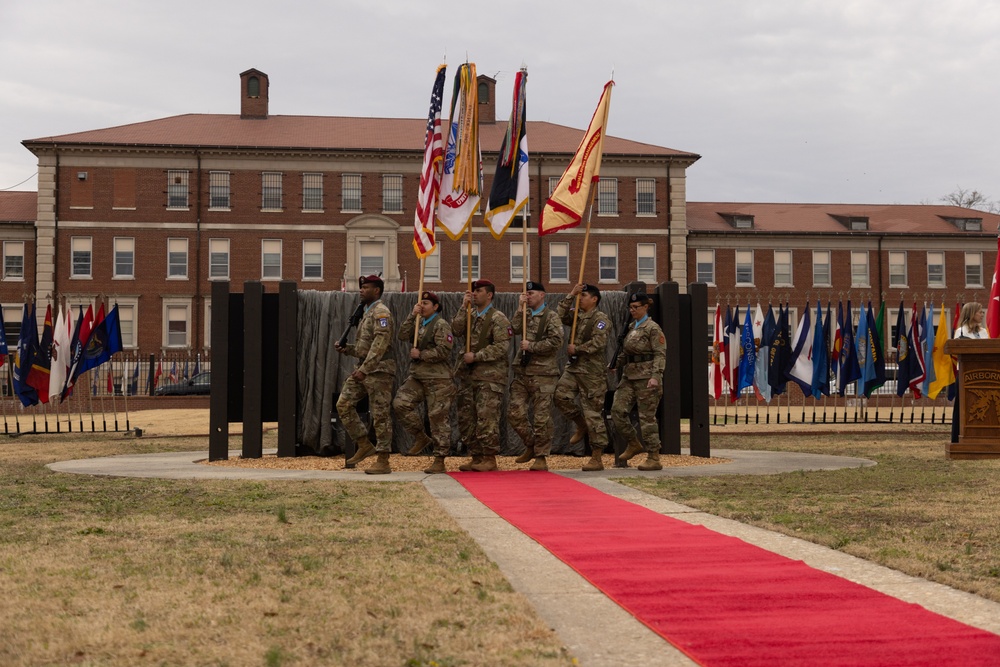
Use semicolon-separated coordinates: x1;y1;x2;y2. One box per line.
570;182;600;345
413;257;425;348
466;224;473;353
522;209;528;336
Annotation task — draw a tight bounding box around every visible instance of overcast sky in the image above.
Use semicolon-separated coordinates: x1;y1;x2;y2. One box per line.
2;0;998;205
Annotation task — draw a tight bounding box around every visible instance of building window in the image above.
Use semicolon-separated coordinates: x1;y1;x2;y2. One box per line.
735;249;754;286
888;251;907;288
382;174;403;214
597;178;618;215
303;240;323;280
424;244;441;282
695;249;715;284
342;174;362;212
209;238;229;280
262;172;283;210
359;240;385;278
598;243;618;282
209;171;230;209
303;173;323;211
637;243;656;283
164;301;190;348
168;238;188;279
927;251;945;288
3;241;24;280
813;250;831;286
548;176;560;196
113;237;134;278
460;241;480;281
636;178;656;216
71;237;92;278
774;250;792;286
2;305;20;348
117;303;136;349
851;251;869;287
261;239;282;279
549;242;569;283
247;76;259;97
510;242;530;282
167;170;189;209
966;252;983;288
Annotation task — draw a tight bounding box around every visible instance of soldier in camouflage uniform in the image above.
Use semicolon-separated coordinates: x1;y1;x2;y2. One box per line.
510;280;564;471
451;279;512;472
554;283;611;471
393;291;455;474
334;275;396;475
611;292;667;471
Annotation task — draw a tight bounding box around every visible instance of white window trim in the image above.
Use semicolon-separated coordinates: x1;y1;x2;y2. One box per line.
549;242;570;284
888;250;908;289
208;171;231;211
162;297;192;349
637;243;656;283
113;297;140;350
773;250;793;287
460;241;481;282
261;239;283;281
261;172;283;212
342;174;363;213
597;178;619;217
598;242;618;283
167;237;189;281
302;172;324;213
71;236;93;280
302;239;324;282
965;251;984;288
735;249;754;287
635;178;656;217
926;251;946;289
166;170;190;210
851;251;870;288
696;249;715;286
208;238;230;281
113;237;135;280
2;240;25;282
381;174;404;215
423;245;441;283
812;250;831;288
509;242;531;283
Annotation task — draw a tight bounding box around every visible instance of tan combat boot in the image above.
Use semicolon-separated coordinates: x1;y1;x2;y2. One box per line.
345;439;376;468
364;452;392;475
470;455;498;472
405;433;432;456
568;421;588;445
620;440;644;462
514;446;534;464
459;455;483;472
423;456;447;474
638;450;662;471
582;447;604;472
529;455;548;471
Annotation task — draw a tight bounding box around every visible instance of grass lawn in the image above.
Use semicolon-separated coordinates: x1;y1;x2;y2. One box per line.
0;433;573;667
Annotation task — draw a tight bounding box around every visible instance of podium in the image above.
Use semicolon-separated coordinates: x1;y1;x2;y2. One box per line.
943;338;1000;459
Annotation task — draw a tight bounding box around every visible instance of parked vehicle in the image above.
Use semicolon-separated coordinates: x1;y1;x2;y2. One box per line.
155;372;211;396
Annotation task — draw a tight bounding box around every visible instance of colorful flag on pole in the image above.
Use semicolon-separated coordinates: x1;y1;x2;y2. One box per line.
0;307;7;367
540;81;614;235
810;300;829;398
49;305;71;402
437;63;482;240
154;359;163;388
754;305;775;403
13;303;39;407
130;360;140;395
928;304;956;399
414;64;447;258
987;237;1000;337
62;306;85;401
69;304;123;387
786;304;814;394
864;301;887;397
26;304;53;403
737;305;756;393
484;69;528;239
894;301;912;398
922;303;936;397
710;304;723;399
838;301;862;396
768;304;790;396
728;304;741;400
907;304;926;398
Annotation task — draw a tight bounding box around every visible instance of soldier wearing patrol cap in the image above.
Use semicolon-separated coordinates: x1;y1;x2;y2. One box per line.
335;275;396;474
510;280;564;471
393;291;455;474
554;282;612;471
611;292;667;471
451;279;512;472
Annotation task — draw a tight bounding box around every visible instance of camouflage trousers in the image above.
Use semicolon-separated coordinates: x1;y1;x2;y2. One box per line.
337;372;394;453
392;376;455;457
553;370;609;448
611;378;662;452
509;373;558;457
456;379;504;456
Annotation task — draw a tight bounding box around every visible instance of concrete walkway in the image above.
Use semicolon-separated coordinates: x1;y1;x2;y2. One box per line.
47;450;1000;667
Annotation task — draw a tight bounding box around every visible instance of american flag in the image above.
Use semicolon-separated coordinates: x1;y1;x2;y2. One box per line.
413;65;447;259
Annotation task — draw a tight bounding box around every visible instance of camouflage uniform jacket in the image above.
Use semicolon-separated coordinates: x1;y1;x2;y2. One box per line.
618;317;666;381
451;305;512;383
557;295;611;376
398;312;454;380
512;305;563;377
342;299;396;376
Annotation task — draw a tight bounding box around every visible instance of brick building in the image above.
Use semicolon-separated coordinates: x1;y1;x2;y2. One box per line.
18;69;699;353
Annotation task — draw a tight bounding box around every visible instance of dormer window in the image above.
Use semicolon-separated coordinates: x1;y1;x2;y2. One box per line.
831;214;868;231
944;217;983;232
719;213;754;230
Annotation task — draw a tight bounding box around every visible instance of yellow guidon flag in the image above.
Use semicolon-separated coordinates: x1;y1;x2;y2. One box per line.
928;303;956;399
539;80;613;235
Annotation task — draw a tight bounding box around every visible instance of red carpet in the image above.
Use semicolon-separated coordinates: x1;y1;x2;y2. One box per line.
450;470;1000;667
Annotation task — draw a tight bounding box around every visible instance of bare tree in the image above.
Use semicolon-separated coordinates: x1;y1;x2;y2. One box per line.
940;186;999;212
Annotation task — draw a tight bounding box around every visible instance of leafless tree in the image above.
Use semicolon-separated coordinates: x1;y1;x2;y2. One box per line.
940;186;999;212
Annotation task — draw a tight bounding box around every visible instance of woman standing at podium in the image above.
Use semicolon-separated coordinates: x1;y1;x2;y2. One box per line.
952;302;988;443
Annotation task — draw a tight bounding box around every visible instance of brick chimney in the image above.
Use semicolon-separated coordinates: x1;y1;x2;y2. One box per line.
240;68;269;119
477;74;496;124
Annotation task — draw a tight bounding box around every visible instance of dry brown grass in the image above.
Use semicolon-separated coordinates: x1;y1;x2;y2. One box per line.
0;425;574;667
623;430;1000;603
